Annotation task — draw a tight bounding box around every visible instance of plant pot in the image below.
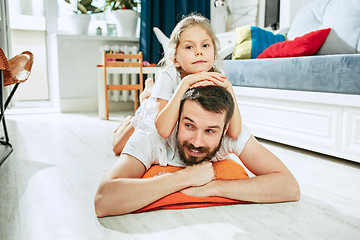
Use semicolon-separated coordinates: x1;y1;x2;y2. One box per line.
69;14;91;35
112;9;139;38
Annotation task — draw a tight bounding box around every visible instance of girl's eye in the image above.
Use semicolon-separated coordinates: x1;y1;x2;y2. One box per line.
203;43;210;48
185;45;192;49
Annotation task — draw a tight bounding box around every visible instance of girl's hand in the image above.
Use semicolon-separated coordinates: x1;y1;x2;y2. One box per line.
189;80;216;88
182;72;232;91
190;77;233;90
182;72;227;89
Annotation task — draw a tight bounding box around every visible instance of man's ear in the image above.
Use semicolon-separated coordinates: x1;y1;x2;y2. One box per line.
223;123;230;136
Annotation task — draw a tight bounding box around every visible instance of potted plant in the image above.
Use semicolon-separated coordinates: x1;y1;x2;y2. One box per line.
64;0;103;35
105;0;140;38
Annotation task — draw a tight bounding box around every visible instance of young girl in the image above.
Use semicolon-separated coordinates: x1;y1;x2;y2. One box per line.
112;14;242;155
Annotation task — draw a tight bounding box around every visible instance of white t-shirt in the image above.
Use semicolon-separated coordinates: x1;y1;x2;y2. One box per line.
151;67;181;101
123;118;252;170
130;67;180;127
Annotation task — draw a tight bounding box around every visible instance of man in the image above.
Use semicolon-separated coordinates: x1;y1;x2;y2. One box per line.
95;86;300;217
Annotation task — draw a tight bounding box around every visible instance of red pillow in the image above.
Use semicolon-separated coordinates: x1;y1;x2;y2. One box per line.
257;28;331;58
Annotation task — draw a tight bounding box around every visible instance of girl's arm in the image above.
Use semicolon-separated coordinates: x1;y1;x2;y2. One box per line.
154;79;193;138
225;84;242;139
155;72;227;138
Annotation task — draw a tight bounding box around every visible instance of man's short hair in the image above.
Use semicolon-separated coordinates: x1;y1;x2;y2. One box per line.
179;86;235;126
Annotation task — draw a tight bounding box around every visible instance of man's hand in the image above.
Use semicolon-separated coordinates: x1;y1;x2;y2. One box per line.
179;161;216;187
180;181;215;197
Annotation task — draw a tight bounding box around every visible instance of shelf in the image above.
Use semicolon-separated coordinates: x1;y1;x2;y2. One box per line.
53;33;139;42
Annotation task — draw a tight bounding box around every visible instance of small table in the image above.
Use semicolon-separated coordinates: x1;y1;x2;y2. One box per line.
97;66;160;119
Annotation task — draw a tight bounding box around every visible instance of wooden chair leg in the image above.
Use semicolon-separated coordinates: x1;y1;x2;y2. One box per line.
104;62;109;120
105;88;109;120
134;90;138;113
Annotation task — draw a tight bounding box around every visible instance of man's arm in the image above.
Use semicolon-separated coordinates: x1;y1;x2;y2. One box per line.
94;154;215;217
181;136;300;203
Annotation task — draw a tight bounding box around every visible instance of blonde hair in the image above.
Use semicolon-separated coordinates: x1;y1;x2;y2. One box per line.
159;14;222;73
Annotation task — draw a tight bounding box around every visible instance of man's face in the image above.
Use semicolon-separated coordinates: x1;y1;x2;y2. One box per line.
176;100;228;165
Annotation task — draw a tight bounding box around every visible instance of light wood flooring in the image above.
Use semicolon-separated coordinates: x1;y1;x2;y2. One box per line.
1;112;360;240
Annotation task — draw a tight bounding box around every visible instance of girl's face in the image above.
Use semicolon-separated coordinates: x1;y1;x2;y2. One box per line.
174;26;215;76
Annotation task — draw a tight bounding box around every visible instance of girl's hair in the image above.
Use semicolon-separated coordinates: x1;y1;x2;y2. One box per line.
158;13;222;73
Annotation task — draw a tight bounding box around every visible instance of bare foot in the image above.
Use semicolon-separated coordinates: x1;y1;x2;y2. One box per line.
114;115;132;133
112;116;135;155
140;78;154;104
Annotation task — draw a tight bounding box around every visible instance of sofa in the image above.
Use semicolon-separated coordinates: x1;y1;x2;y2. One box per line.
220;0;360;163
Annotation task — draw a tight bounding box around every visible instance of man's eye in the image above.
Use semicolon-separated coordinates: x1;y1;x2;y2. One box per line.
206;129;215;134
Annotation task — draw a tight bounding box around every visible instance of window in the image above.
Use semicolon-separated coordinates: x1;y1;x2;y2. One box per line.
8;0;49;104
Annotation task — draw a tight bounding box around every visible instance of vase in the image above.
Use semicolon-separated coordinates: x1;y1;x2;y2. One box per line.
69;13;91;35
112;9;139;38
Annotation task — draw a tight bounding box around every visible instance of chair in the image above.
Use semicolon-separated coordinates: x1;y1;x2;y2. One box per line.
104;51;143;120
0;48;33;165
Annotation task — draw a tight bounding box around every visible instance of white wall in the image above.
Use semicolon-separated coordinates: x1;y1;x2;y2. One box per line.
211;0;262;33
211;0;315;33
279;0;315;29
10;29;49;101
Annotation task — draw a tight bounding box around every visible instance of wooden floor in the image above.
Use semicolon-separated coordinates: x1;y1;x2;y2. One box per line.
1;112;360;240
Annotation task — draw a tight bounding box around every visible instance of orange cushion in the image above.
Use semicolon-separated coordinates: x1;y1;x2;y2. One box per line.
133;159;252;213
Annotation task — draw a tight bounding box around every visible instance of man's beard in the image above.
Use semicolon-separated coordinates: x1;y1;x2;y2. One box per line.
176;132;224;166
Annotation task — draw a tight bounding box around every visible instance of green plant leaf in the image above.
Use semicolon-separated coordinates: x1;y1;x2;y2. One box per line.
80;0;92;6
77;2;88;14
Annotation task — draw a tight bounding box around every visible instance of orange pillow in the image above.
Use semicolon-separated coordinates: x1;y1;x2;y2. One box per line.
133;159;251;213
257;28;331;59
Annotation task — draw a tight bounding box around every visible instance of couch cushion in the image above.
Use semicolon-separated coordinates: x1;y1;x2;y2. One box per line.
257;28;330;58
223;54;360;95
287;0;360;54
232;26;286;59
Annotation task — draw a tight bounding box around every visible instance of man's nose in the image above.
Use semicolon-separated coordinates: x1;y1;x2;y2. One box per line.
191;131;205;148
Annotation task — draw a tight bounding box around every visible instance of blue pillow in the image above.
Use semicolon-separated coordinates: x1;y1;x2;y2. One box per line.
232;26;286;59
